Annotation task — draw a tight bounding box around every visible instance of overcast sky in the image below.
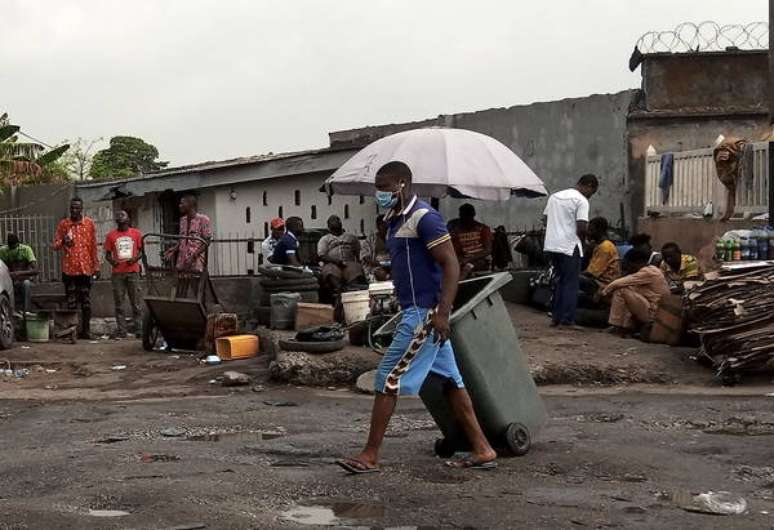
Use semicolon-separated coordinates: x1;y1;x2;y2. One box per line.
2;0;768;166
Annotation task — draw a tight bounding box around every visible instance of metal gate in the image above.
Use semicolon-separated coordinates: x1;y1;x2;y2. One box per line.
0;215;61;281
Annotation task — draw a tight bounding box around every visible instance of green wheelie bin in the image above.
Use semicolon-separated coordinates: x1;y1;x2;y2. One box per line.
376;272;546;456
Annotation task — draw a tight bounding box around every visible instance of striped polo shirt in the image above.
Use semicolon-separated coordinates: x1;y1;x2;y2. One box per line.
386;196;451;309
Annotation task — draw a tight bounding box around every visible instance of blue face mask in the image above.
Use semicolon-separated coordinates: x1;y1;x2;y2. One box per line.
375;190;398;209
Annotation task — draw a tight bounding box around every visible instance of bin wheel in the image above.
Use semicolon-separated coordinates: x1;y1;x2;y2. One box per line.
433;438;456;459
142;313;160;352
505;423;531;456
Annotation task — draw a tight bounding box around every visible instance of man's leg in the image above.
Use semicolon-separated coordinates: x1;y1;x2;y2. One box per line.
127;272;143;333
621;288;653;326
345;392;397;470
63;274;77;310
111;274;127;337
21;280;32;314
432;340;496;466
560;249;581;324
550;253;565;325
340;308;431;471
77;275;93;339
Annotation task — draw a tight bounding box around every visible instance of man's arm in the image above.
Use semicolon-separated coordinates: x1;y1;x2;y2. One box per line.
601;267;651;296
317;236;340;265
53;221;66;251
429;240;460;342
576;220;588;242
10;261;39;280
90;222;100;274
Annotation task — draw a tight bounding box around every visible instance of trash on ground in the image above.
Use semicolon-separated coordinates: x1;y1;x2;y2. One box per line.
263;400;298;407
20;345;30;350
204;355;222;365
45;369;57;374
252;385;265;393
88;509;130;517
675;490;747;515
160;427;187;438
140;453;181;463
96;435;130;444
280;502;384;526
222;370;250;386
111;365;127;371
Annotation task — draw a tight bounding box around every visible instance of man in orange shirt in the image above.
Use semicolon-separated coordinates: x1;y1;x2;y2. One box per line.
53;197;99;339
447;203;493;280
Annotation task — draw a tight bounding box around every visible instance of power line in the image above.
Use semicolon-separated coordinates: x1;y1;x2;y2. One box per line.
16;130;54;149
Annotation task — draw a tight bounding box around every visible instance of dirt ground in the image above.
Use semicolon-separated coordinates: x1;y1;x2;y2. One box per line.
0;303;773;529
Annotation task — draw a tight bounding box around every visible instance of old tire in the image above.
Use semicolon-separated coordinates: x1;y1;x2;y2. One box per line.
142;313;160;352
433;438;456;459
278;338;347;354
260;278;319;288
257;266;314;280
0;295;14;349
504;422;531;456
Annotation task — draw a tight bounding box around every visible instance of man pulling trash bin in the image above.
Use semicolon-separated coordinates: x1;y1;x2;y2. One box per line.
337;161;497;473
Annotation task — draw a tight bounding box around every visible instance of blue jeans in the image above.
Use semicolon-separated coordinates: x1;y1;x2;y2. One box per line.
551;249;581;324
14;279;32;314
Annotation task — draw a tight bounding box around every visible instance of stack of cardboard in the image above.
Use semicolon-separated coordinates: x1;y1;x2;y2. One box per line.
687;264;774;379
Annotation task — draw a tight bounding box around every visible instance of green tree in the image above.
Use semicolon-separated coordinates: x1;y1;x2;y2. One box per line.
89;136;168;180
0;112;69;187
50;137;103;181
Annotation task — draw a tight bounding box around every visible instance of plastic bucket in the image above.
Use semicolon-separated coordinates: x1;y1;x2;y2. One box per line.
341;290;370;324
25;313;50;343
270;292;301;330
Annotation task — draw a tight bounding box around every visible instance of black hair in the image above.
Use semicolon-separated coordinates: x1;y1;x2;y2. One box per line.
624;247;651;265
589;216;609;233
630;233;652;247
181;193;198;207
661;242;681;253
70;196;83;204
327;215;341;225
286;216;303;232
376;161;412;182
577;174;599;188
459;203;476;217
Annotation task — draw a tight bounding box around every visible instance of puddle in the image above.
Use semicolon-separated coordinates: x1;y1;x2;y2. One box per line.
186;430;283;442
280;502;384;526
88;509;130;517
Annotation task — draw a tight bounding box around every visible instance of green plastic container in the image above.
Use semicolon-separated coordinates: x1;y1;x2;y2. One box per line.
376;272;546;456
25;313;50;343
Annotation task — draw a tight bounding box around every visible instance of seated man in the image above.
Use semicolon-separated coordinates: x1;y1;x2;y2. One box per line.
630;233;661;267
318;215;364;293
261;217;285;265
660;242;703;293
0;233;39;314
272;216;304;266
447;203;493;280
579;217;620;304
360;215;391;281
601;248;669;336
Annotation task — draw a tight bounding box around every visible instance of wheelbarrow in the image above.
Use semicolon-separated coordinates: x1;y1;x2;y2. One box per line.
140;233;221;351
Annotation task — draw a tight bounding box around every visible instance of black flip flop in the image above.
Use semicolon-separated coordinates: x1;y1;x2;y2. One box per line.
444;458;498;471
336;458;380;475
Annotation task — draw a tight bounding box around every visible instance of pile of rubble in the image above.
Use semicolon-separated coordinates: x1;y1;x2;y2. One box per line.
687;264;774;380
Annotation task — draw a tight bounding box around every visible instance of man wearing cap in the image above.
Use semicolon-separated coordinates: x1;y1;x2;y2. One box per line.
262;218;285;264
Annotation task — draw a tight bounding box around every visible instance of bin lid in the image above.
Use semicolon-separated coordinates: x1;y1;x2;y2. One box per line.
449;272;513;325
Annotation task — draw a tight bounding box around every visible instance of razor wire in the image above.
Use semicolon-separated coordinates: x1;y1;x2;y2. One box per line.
635;21;768;54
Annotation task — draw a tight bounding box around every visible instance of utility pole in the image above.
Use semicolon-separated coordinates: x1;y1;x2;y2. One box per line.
769;0;774;223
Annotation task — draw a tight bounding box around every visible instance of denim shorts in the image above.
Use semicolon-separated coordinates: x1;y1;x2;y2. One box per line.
374;307;465;396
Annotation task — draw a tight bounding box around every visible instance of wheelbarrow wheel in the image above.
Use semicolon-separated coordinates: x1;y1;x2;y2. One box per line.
504;422;531;456
142;313;160;352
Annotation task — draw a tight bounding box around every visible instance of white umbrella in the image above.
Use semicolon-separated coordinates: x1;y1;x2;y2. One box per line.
324;128;547;200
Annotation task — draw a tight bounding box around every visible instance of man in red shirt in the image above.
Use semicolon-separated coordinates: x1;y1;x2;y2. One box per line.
53;197;99;339
447;203;493;280
104;210;143;338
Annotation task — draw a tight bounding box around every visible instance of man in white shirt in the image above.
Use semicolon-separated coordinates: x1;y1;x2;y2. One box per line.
261;217;285;264
543;174;599;327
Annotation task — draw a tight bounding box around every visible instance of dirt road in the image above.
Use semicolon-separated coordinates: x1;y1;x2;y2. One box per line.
1;385;773;529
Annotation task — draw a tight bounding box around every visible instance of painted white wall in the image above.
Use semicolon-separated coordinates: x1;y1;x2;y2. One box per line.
212;174;378;239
